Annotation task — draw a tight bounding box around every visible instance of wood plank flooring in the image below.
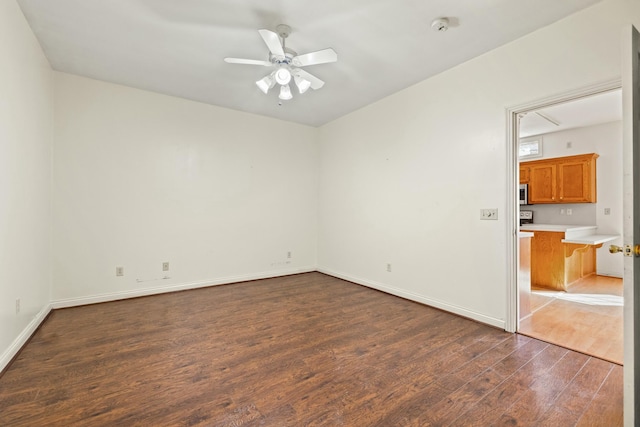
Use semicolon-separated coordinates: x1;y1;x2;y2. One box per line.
0;272;622;426
519;274;623;364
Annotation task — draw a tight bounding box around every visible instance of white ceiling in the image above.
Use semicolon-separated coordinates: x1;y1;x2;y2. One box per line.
519;89;622;138
17;0;602;127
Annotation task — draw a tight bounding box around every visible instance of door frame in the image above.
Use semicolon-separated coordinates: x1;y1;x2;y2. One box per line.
504;79;621;333
621;24;639;425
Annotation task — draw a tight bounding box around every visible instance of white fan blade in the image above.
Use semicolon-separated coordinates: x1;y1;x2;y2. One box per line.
258;29;285;58
293;69;325;90
224;58;272;66
292;48;337;67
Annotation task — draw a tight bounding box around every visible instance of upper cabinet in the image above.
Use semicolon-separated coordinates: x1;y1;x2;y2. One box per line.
519;165;530;184
529;162;557;203
522;153;598;204
557;155;598;203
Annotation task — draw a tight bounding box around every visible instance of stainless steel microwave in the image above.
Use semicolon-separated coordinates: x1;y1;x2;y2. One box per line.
519;184;528;205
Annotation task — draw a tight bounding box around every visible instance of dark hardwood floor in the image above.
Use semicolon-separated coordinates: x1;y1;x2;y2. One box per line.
0;272;622;426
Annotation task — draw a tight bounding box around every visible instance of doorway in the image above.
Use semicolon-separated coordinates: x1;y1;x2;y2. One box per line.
506;82;624;364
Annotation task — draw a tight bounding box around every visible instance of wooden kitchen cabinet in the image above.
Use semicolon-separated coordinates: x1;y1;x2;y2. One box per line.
521;153;598;204
557;155;598;203
521;230;597;291
529;162;557;203
519;165;530;184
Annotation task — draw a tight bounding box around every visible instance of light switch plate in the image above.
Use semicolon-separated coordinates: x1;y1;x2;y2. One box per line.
480;209;498;220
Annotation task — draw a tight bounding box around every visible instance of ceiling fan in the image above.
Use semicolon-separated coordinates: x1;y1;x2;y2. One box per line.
224;24;337;102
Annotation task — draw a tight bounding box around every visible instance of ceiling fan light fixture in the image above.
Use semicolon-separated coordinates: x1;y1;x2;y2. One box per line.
279;84;293;100
256;74;275;94
275;68;292;85
227;25;337;102
294;75;311;94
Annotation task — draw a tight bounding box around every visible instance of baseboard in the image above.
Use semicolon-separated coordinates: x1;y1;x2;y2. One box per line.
317;268;505;330
0;303;52;373
596;271;624;279
51;266;316;309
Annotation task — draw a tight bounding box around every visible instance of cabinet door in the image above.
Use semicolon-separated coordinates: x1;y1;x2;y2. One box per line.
529;163;557;203
558;158;596;203
519;165;530;184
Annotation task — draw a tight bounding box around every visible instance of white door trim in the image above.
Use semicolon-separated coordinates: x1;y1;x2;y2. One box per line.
621;24;639;426
504;79;621;333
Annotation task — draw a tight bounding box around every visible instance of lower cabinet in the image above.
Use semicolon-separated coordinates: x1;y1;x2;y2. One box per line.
527;231;597;291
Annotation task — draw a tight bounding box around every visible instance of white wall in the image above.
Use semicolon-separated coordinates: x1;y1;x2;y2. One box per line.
317;0;638;328
52;73;318;304
0;0;53;368
523;121;623;277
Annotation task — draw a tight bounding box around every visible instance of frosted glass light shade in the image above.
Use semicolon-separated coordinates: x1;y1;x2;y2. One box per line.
279;84;293;100
256;75;275;94
275;68;292;85
294;75;311;94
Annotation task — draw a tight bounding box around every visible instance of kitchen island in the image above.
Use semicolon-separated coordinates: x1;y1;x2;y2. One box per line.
519;224;618;291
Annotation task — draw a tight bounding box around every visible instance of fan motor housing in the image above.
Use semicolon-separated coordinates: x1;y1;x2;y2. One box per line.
270;48;297;65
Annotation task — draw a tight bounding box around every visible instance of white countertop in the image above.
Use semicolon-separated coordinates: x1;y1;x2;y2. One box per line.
519;224;619;245
520;224;597;240
562;234;620;245
519;231;534;238
519;224;597;233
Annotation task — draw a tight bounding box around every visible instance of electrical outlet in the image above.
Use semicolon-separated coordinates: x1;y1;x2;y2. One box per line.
566;141;572;149
560;209;565;215
162;262;169;271
15;298;20;314
604;208;611;215
566;209;573;216
480;209;498;220
287;251;292;259
116;266;124;277
386;263;392;272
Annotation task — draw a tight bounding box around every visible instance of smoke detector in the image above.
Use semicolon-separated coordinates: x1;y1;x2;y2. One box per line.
431;17;449;32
